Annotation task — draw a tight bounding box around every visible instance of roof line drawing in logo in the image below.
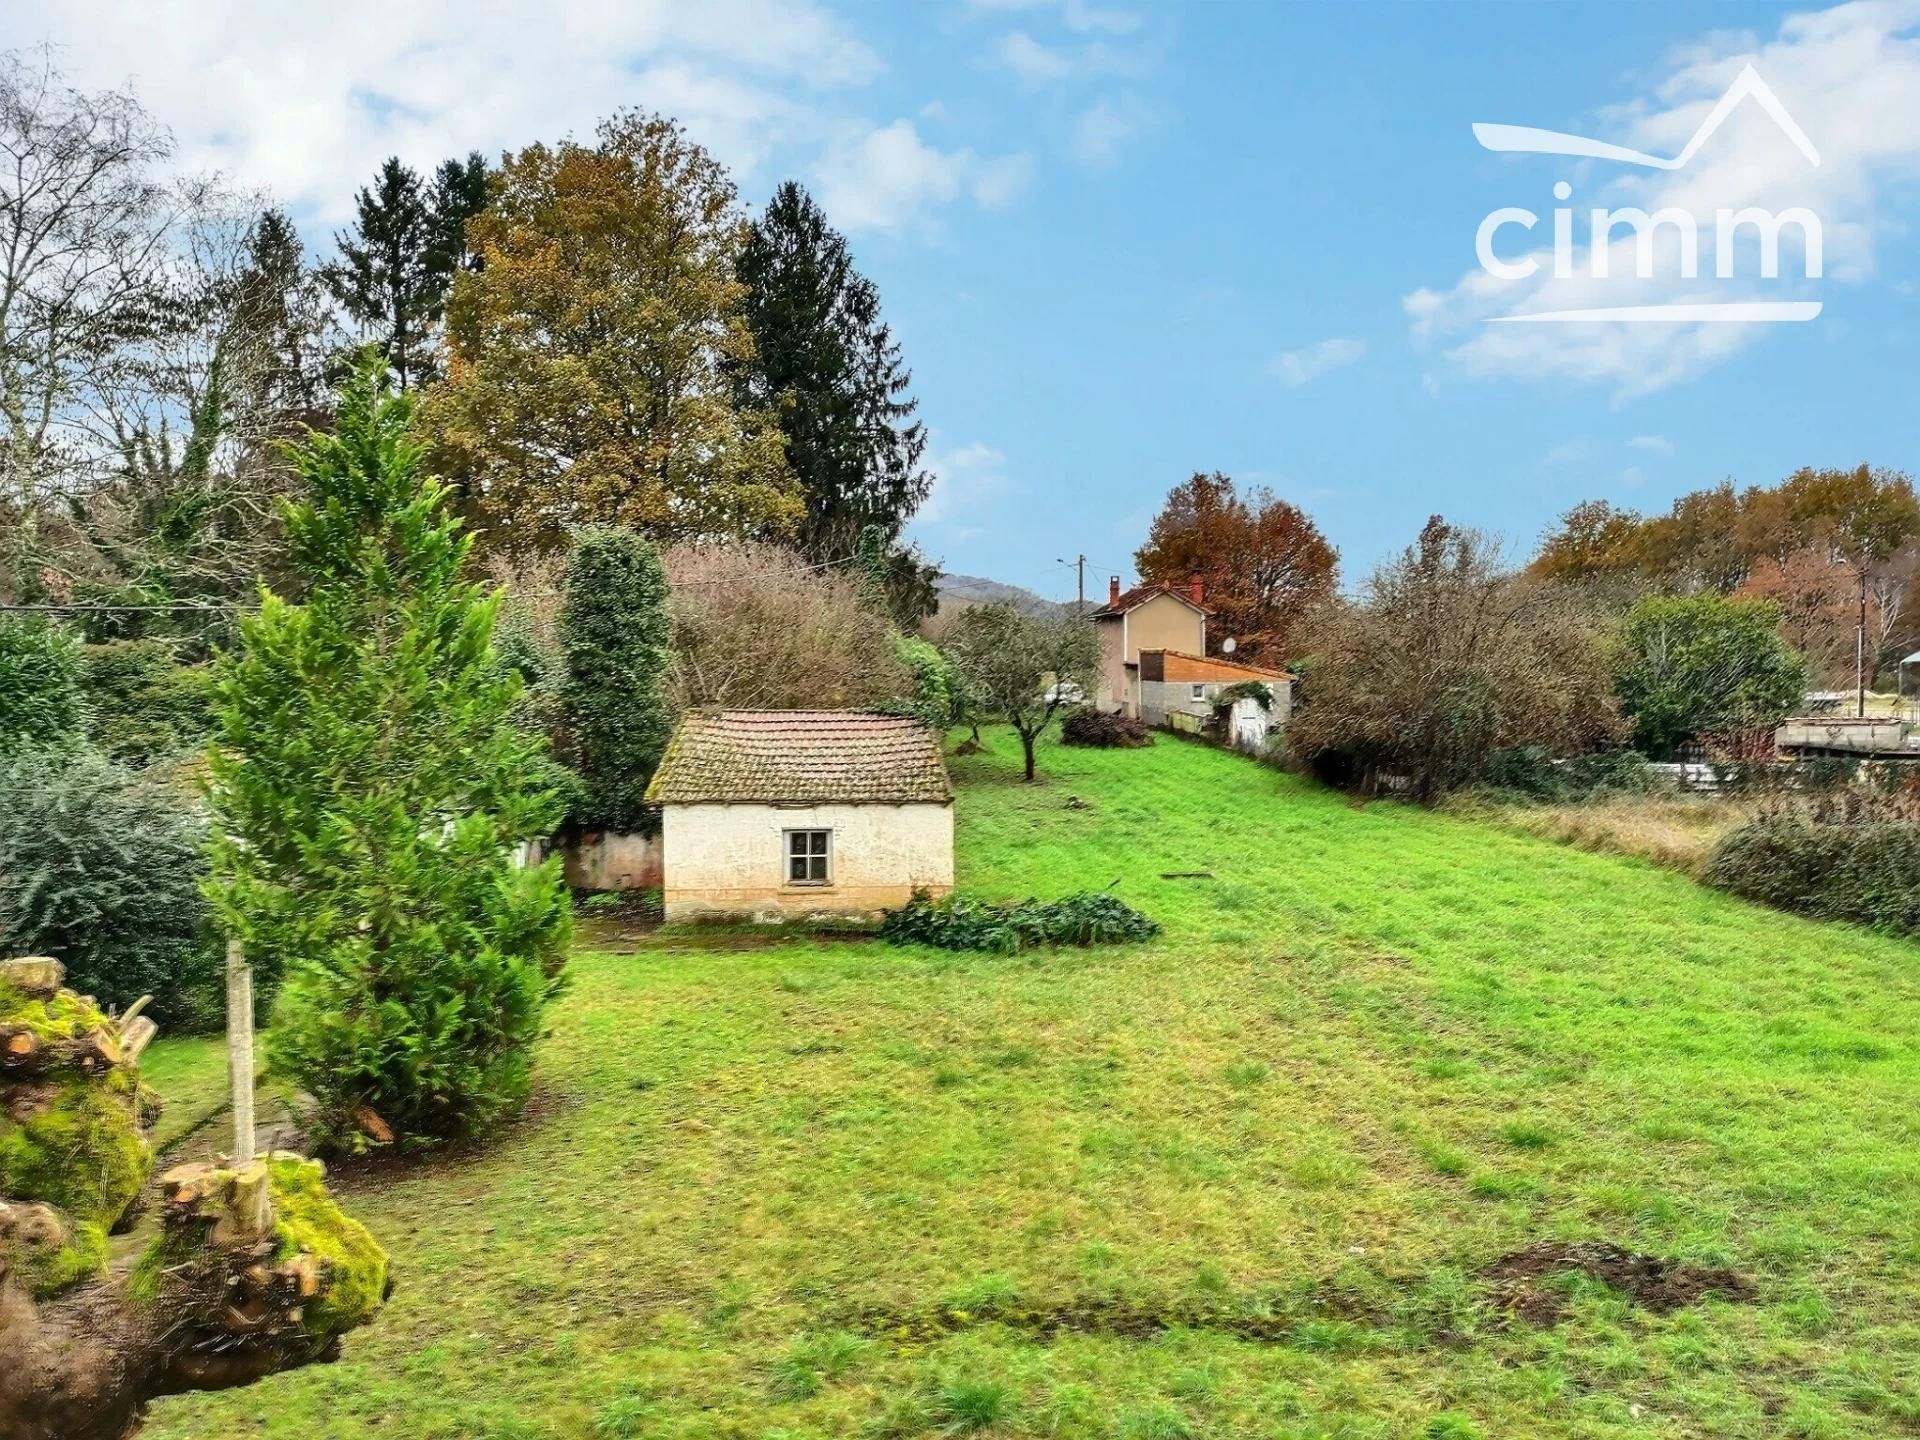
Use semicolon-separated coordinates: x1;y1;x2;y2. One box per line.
1470;64;1823;325
1474;63;1820;170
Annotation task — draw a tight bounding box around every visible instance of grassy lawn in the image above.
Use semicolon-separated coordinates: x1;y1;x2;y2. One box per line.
143;729;1920;1439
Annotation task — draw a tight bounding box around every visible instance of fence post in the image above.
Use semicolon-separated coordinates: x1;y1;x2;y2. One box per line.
227;937;256;1164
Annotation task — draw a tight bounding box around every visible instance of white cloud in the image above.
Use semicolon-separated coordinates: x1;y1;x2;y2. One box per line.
916;441;1009;525
1269;336;1368;387
968;0;1141;33
815;119;1031;231
1405;0;1920;397
1544;439;1594;465
1070;94;1153;168
1627;433;1676;454
998;31;1073;84
1;0;885;226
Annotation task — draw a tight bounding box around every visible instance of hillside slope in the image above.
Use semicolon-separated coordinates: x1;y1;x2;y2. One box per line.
147;731;1920;1439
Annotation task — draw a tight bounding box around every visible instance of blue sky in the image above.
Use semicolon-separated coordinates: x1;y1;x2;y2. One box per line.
13;0;1918;598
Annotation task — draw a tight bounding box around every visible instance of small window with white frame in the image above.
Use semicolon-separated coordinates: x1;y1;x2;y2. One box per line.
1190;683;1207;702
785;828;831;885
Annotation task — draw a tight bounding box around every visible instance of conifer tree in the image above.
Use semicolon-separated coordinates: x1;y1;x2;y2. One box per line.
736;181;930;557
205;354;571;1147
558;526;671;834
325;158;438;390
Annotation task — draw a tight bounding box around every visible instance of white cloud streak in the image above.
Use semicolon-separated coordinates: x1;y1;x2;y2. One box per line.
1269;337;1368;387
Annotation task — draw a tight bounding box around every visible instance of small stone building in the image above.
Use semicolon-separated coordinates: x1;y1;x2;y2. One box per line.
645;710;955;924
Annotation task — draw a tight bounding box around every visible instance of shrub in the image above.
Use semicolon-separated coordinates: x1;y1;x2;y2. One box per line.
1288;518;1622;801
881;890;1160;953
661;541;907;713
0;747;220;1029
559;527;672;834
1061;708;1152;748
206;358;572;1149
80;639;214;767
891;634;960;731
1614;593;1807;760
0;616;84;754
1704;815;1920;935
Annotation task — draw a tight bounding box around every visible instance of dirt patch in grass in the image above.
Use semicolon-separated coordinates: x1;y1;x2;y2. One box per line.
1484;1241;1756;1325
845;1291;1387;1349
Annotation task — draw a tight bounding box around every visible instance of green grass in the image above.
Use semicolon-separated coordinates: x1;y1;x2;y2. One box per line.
142;728;1920;1438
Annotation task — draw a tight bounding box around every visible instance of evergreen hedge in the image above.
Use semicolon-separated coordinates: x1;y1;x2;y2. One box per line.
1704;815;1920;935
0;747;220;1029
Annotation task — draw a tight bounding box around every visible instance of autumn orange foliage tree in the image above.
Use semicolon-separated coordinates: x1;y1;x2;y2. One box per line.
424;112;801;556
1530;465;1920;690
1133;472;1335;664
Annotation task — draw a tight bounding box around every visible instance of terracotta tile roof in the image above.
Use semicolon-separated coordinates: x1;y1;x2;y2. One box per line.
1151;650;1295;683
1088;584;1211;619
645;710;953;806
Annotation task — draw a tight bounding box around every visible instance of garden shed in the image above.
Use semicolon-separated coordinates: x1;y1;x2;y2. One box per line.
645;710;955;923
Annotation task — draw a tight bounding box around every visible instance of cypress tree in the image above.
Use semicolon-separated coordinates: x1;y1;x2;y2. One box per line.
558;527;671;834
205;354;571;1147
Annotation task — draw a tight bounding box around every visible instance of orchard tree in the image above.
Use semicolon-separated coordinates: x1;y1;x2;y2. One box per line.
427;112;800;554
1135;471;1336;663
735;181;930;558
205;355;571;1148
946;602;1097;782
558;527;671;834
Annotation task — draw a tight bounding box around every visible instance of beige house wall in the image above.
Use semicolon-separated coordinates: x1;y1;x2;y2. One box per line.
1094;593;1206;717
662;802;954;922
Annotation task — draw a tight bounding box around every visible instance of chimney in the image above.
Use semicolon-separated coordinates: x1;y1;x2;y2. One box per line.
1108;576;1121;606
1190;573;1205;606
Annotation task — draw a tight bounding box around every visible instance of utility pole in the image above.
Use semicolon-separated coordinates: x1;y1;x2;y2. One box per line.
1057;554;1086;616
1858;566;1869;719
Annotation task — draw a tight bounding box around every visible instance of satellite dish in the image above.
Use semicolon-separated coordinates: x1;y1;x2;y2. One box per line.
1221;637;1237;655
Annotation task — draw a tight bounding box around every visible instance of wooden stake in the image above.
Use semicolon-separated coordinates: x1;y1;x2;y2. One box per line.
226;938;256;1164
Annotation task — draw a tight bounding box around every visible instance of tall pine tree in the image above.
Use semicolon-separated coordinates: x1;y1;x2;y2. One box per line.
427;151;491;282
736;181;931;560
205;354;571;1147
326;154;490;391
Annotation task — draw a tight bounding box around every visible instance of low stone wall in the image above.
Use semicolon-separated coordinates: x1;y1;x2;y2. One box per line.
563;832;664;892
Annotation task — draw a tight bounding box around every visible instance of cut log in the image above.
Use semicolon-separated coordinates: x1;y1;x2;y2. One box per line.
1;1029;40;1071
0;957;64;997
120;1015;158;1064
213;1162;275;1247
353;1106;395;1145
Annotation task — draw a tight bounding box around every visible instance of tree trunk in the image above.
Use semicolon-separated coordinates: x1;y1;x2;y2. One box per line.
1;957;387;1440
1020;728;1038;781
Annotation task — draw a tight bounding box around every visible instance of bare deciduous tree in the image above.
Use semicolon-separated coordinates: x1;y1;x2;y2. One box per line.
1290;516;1623;800
0;48;176;597
661;541;907;714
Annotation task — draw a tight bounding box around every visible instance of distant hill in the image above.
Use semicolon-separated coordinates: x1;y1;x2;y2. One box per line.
934;573;1072;621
